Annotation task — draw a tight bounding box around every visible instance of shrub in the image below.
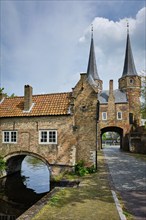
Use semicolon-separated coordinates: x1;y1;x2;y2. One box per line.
0;157;6;171
75;160;96;176
86;165;96;174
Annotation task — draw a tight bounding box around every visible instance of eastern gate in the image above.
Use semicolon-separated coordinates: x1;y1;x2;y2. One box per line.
100;126;123;149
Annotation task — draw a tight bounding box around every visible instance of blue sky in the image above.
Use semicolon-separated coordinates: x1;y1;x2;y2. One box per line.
1;0;146;96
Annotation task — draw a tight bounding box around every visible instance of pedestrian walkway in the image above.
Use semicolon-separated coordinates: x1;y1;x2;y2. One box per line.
18;151;120;220
103;146;146;220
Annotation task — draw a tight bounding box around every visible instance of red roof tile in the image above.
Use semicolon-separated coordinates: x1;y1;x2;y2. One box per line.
0;92;72;118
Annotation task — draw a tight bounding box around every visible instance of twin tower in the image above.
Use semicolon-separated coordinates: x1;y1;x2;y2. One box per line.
84;25;141;149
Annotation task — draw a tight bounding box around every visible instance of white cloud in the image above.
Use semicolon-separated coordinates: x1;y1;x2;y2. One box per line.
1;1;145;96
79;7;146;90
1;1;92;95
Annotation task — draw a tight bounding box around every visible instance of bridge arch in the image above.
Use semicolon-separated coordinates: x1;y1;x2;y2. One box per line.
101;126;123;149
4;151;51;176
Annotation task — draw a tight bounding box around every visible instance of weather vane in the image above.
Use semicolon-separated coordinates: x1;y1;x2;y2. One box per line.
91;23;93;38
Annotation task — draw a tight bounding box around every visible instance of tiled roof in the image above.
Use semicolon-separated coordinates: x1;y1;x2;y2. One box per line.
98;89;128;104
0;92;72;118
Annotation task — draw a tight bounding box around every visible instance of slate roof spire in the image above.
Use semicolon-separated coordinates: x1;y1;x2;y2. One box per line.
87;25;100;80
122;22;137;77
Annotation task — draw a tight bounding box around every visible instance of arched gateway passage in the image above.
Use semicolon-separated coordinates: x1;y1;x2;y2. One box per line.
4;151;51;176
101;126;123;149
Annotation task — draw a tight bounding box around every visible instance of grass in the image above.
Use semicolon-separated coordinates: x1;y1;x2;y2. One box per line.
32;151;121;220
116;192;134;220
51;172;79;182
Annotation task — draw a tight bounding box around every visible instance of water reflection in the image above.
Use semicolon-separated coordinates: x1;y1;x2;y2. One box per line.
0;156;50;218
22;156;50;193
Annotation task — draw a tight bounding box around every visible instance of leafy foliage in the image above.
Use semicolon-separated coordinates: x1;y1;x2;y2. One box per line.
25;156;44;166
49;190;66;206
0;157;6;171
102;133;106;141
75;160;96;176
0;87;15;98
141;73;146;119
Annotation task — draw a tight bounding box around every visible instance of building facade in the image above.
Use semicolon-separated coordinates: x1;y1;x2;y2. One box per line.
0;27;141;176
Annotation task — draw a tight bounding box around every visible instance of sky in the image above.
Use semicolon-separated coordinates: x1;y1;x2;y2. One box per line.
1;0;146;96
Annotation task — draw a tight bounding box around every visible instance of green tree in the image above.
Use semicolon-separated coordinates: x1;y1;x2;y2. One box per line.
0;87;4;94
0;87;15;98
102;133;106;141
140;71;146;119
0;157;6;172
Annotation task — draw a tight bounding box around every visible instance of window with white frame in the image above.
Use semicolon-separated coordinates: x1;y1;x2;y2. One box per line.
39;130;57;144
117;112;122;120
102;112;107;120
3;131;17;143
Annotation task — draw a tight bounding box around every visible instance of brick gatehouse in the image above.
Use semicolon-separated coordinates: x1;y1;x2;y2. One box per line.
0;26;141;177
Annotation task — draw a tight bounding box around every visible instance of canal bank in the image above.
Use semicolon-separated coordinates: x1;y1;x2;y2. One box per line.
18;151;124;220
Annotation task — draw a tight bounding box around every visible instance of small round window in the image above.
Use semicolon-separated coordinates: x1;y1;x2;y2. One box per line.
129;78;134;84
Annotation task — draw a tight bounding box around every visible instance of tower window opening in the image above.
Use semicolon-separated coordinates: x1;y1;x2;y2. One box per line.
117;112;122;120
129;78;134;84
102;112;107;120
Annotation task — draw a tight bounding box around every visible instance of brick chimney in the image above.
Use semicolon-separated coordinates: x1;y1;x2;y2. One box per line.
108;80;115;121
24;85;33;111
109;80;113;95
109;80;115;101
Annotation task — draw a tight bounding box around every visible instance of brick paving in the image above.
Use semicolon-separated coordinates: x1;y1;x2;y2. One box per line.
103;146;146;220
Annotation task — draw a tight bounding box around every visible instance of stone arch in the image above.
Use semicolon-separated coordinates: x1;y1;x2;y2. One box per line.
101;126;123;149
4;151;51;176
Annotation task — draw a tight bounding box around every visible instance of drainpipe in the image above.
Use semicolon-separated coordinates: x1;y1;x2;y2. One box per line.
95;101;99;170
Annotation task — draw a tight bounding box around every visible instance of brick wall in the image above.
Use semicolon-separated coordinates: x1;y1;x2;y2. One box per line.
0;74;99;175
72;73;98;166
0;116;75;166
129;126;146;153
119;75;141;126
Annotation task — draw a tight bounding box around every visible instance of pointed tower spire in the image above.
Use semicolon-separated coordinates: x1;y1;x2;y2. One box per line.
87;24;100;80
122;22;137;76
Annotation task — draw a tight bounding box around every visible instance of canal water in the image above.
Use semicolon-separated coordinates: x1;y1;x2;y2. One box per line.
0;156;50;218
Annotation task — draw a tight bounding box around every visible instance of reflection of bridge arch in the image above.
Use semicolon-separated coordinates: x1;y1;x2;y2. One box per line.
101;126;123;149
4;151;51;176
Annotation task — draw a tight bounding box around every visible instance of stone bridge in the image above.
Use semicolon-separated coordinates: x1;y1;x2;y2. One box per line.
0;146;76;179
0;115;77;179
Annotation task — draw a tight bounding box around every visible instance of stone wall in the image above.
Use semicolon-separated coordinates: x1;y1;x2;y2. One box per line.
98;102;131;149
129;126;146;154
0;115;76;176
0;74;99;176
119;75;141;126
72;73;98;166
99;103;130;130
